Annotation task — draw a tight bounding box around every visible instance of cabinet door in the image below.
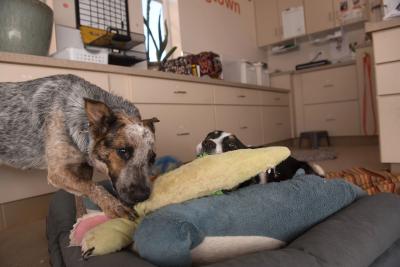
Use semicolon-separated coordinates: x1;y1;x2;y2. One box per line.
304;101;360;136
262;107;291;144
215;106;263;146
304;0;335;34
254;0;281;46
108;74;133;101
262;91;290;106
132;77;213;104
135;104;215;162
214;86;262;105
301;65;358;104
378;95;400;163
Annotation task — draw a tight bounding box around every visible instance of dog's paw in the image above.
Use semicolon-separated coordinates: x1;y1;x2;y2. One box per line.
102;201;138;221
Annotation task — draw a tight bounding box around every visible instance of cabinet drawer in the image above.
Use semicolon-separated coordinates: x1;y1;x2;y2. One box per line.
373;27;400;64
262;107;291;143
215;106;263;146
109;74;133;101
0;63;109;90
214;86;262;105
301;65;358;104
135;104;215;162
262;91;289;106
132;77;213;104
304;101;360;136
378;95;400;162
376;61;400;96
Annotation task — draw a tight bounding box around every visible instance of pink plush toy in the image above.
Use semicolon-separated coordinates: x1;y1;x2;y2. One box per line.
69;212;110;246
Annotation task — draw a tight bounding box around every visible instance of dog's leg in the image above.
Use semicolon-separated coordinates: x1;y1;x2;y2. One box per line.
46;111;136;219
258;172;268;184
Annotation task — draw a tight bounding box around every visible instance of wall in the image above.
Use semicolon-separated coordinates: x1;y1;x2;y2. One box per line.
167;0;267;62
267;24;367;72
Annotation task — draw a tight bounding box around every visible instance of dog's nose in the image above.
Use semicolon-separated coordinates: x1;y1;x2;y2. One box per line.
202;140;216;151
120;185;151;206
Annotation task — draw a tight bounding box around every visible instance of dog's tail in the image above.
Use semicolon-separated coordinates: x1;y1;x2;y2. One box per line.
309;163;325;177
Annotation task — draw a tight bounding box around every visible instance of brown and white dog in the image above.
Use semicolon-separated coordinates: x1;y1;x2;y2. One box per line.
196;130;325;187
0;75;158;219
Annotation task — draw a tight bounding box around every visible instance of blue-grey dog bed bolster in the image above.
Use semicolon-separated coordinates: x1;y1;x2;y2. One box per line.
133;170;366;267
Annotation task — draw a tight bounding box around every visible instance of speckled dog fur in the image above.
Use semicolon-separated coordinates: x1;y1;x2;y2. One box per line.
0;74;156;219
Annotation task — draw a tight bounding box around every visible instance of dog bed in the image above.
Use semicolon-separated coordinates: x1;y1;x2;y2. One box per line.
47;186;400;267
72;170;364;266
133;170;364;266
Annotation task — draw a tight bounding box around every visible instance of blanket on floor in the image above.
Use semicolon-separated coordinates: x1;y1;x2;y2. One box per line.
326;167;400;195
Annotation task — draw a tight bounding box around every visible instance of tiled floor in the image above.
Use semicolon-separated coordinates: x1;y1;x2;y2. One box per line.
0;144;389;267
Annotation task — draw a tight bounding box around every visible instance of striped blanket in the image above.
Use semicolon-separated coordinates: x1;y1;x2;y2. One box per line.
326;167;400;195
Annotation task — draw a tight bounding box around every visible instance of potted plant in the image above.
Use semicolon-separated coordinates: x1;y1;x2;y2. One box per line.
143;0;177;70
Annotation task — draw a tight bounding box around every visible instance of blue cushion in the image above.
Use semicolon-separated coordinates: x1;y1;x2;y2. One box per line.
133;170;365;267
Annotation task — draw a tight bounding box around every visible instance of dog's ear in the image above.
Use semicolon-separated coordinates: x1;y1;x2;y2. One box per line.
84;98;114;134
141;117;160;134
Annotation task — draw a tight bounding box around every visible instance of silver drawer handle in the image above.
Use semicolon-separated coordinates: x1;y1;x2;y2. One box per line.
274;97;281;101
276;122;283;126
325;118;336;122
176;132;190;136
237;95;247;98
240;126;248;130
323;84;334;88
174;90;187;94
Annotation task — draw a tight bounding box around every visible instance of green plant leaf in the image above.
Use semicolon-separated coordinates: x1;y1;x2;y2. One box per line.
144;17;159;54
159;20;169;56
145;0;152;61
161;46;177;65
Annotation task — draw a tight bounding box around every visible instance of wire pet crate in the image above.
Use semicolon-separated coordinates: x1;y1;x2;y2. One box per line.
75;0;135;50
76;0;129;35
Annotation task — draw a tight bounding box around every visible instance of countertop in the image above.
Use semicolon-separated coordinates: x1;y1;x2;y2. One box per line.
365;18;400;33
269;60;356;77
0;52;289;93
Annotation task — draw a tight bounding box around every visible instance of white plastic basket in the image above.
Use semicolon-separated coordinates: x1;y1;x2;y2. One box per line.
53;48;108;64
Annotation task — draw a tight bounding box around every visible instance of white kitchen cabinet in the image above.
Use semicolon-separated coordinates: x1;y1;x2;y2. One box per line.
254;0;282;46
262;106;291;143
131;76;214;104
301;65;358;104
377;95;400;163
303;101;360;136
108;74;133;100
293;64;362;136
214;86;262;105
304;0;336;34
136;104;215;162
215;106;263;146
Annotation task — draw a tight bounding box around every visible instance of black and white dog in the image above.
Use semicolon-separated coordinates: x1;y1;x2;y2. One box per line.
196;130;324;186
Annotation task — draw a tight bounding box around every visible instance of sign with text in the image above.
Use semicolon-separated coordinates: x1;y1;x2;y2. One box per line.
205;0;242;14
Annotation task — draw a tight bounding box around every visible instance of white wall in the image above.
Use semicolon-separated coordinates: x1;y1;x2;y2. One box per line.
267;24;366;72
167;0;267;62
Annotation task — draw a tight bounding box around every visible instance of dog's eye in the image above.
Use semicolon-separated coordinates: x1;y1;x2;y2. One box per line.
116;147;133;161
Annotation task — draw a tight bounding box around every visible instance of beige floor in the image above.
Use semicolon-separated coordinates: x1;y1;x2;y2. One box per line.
0;144;389;267
292;144;389;173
